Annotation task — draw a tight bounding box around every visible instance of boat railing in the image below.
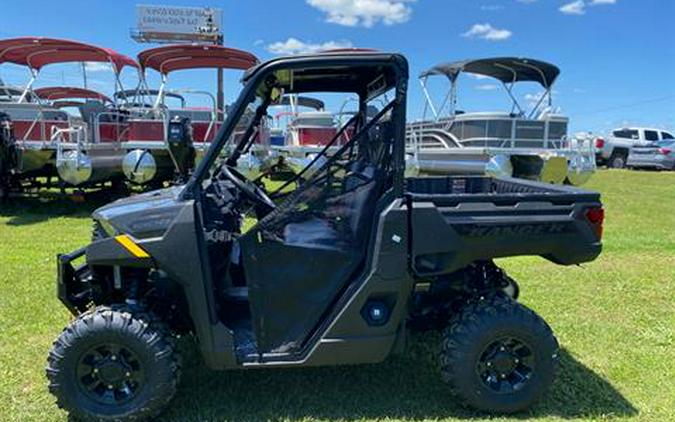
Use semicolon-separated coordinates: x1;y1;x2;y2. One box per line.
93;111;129;144
168;89;219;146
53;124;87;168
406;127;462;150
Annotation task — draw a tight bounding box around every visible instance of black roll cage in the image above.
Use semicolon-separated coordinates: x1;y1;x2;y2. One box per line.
181;53;409;201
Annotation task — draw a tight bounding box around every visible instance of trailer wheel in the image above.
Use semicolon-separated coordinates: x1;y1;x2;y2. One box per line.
440;294;558;413
46;306;181;421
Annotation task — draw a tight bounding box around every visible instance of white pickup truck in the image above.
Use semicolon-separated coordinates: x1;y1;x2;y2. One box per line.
595;127;675;168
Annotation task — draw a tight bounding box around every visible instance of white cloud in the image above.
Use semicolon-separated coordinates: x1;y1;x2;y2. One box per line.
306;0;415;27
560;0;616;16
524;90;557;107
560;0;586;15
253;39;265;46
468;73;491;80
462;23;512;41
480;5;504;11
475;84;498;91
84;62;112;73
266;38;353;55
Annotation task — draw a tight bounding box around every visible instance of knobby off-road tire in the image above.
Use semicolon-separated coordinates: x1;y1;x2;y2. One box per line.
440;294;558;413
46;306;181;421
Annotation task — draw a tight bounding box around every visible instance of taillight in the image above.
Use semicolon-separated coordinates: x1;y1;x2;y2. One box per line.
658;148;671;155
595;137;605;149
585;207;605;239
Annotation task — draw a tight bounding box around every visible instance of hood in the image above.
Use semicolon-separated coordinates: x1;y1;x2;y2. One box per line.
93;186;188;239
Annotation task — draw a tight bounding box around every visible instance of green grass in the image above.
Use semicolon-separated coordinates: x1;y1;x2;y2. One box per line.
1;170;674;421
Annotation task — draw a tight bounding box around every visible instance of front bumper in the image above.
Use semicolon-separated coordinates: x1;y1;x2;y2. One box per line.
57;247;90;315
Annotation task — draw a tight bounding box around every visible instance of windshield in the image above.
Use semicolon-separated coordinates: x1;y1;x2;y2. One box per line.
206;94;265;178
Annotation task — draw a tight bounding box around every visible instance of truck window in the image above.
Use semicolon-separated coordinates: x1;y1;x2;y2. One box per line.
644;130;659;141
613;129;638;139
661;132;674;140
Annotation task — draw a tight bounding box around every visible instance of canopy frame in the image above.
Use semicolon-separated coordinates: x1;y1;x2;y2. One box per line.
418;57;560;121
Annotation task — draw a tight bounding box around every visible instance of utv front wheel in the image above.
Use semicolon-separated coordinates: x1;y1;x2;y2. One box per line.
46;307;181;421
440;295;558;413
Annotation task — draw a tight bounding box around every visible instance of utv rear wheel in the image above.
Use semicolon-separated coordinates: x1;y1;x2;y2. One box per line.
46;306;181;421
440;295;558;413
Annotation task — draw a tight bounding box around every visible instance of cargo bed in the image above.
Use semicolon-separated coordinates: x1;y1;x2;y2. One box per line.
405;176;603;276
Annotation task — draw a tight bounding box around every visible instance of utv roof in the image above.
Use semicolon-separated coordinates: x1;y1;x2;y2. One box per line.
138;44;259;74
34;86;112;103
0;37;139;73
420;57;560;88
242;51;407;95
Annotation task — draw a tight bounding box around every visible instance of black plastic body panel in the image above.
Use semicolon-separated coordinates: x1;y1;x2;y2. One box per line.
406;176;603;276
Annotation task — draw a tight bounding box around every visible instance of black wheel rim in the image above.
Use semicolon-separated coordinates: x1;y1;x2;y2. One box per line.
476;337;534;394
76;343;145;405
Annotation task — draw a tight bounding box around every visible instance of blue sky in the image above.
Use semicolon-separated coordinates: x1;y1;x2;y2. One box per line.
0;0;673;134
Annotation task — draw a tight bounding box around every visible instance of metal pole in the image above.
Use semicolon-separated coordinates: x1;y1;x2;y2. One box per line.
216;35;224;121
82;62;88;89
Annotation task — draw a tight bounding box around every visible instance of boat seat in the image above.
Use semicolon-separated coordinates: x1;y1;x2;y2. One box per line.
79;101;107;126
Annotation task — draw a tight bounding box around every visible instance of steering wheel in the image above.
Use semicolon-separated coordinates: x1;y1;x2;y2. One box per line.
219;165;276;213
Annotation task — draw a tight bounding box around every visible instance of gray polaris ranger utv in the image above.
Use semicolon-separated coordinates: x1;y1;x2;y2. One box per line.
48;52;604;420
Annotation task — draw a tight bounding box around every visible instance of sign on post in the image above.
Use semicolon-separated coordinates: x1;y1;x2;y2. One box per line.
132;5;223;44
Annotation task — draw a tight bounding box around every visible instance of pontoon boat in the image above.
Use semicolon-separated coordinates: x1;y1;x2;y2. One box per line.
408;57;595;185
122;44;259;185
0;37;140;187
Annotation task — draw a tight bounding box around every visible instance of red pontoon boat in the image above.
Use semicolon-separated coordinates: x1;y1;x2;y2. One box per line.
122;44;259;185
0;37;140;187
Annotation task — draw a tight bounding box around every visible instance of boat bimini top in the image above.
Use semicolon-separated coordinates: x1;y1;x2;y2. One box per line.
0;37;140;104
419;57;561;120
136;44;259;111
34;87;112;104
